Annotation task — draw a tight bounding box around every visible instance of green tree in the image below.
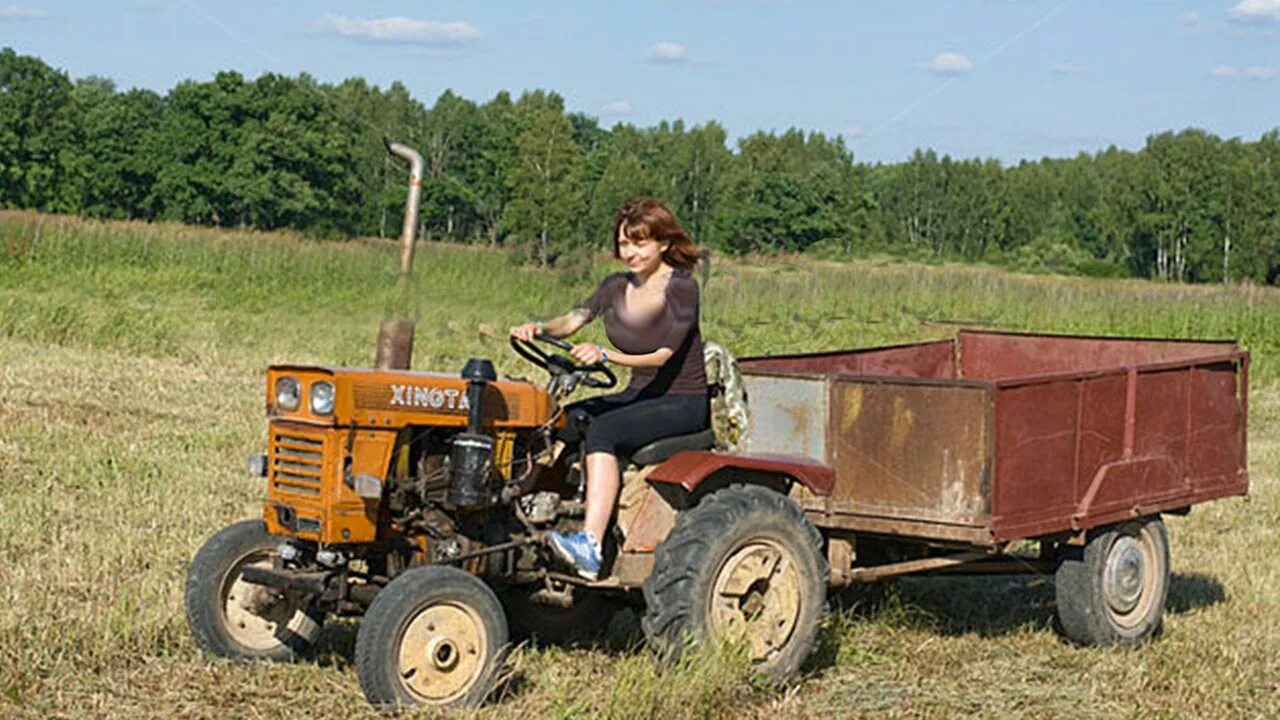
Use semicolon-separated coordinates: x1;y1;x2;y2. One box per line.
71;80;165;220
329;78;425;238
0;48;81;212
504;100;584;266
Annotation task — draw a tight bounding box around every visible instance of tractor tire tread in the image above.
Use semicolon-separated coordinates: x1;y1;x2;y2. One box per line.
184;519;319;662
641;484;827;682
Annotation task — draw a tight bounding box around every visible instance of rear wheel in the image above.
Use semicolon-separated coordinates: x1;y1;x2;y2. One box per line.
184;519;322;661
356;566;508;709
1055;517;1170;647
642;485;828;682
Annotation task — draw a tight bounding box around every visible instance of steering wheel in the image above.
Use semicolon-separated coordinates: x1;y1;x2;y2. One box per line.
510;333;617;389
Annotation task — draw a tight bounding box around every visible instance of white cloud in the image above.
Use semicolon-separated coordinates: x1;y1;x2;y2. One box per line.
645;41;689;64
924;52;973;75
1228;0;1280;23
0;5;47;19
602;100;633;116
1051;62;1087;75
1178;11;1203;25
839;126;865;139
315;14;480;45
1210;64;1276;80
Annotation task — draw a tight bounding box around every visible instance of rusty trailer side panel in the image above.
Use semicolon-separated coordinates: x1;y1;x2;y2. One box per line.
988;356;1248;541
741;371;997;545
826;379;992;531
739;331;1249;548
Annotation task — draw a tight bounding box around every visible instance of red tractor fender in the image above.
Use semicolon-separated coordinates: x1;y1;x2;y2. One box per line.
646;450;835;496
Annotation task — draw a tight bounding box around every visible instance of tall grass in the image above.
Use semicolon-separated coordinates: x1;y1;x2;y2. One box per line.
3;210;1277;383
1;211;1277;718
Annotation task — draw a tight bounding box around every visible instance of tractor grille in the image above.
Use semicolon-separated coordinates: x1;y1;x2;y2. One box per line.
270;430;326;496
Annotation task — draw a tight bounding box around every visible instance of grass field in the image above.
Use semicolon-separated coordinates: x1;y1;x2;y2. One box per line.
1;210;1277;719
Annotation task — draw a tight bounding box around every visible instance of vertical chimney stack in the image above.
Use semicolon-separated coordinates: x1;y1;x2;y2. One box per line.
375;141;424;371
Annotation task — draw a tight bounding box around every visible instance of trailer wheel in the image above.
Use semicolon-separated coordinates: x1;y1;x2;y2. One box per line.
356;566;508;709
642;484;828;682
1054;517;1170;647
184;520;322;661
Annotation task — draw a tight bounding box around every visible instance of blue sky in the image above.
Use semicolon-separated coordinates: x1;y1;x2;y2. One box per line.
3;1;1279;163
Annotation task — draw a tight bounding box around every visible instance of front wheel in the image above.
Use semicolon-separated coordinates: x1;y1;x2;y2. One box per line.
356;566;509;709
1055;516;1170;647
184;519;322;661
642;485;829;682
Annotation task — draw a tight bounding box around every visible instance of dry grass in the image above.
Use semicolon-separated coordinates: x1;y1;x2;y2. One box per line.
1;212;1278;718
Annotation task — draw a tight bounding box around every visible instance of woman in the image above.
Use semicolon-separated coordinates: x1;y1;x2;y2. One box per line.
509;197;709;580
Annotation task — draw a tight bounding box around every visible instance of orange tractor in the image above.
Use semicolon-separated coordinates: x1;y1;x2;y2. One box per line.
186;143;1250;711
184;143;831;709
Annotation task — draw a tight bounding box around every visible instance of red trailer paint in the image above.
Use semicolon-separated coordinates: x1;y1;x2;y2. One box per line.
737;330;1248;548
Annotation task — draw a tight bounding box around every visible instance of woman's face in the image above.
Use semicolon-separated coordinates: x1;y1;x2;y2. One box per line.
616;228;669;275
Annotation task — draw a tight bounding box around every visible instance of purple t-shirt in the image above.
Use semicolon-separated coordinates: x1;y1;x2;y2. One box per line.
581;268;708;396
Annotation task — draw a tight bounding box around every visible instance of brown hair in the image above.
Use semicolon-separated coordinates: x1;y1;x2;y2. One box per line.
611;197;702;271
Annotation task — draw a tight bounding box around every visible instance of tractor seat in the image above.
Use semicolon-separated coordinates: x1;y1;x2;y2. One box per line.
630;428;717;466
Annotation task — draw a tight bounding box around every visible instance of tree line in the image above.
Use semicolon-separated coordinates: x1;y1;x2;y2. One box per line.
3;47;1279;284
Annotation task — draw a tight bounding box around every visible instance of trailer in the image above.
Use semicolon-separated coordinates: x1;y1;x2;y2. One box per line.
730;329;1249;645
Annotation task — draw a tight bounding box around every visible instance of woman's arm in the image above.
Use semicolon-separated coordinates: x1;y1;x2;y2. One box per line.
540;308;593;339
512;275;618;343
569;344;672;368
510;307;592;343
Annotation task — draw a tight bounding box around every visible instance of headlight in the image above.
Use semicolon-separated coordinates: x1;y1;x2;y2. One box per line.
275;376;300;411
310;381;335;415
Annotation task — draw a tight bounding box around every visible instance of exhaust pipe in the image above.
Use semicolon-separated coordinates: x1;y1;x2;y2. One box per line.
375;141;424;371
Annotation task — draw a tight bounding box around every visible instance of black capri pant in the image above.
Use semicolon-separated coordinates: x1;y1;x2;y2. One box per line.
560;389;709;458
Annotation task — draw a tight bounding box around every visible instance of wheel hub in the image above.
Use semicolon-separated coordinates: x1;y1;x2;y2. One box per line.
1104;536;1146;614
222;557;296;651
709;540;802;662
399;603;488;703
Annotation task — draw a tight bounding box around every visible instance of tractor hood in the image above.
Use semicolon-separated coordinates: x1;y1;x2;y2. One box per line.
264;364;560;430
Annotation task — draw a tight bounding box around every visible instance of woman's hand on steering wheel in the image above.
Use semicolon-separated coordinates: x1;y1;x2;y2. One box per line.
509;333;617;389
510;322;540;344
569;342;606;366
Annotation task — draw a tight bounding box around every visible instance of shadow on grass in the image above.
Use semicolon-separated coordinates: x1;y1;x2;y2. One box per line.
818;571;1226;642
303;603;651;706
310;618;357;670
300;572;1227;704
1166;572;1227;613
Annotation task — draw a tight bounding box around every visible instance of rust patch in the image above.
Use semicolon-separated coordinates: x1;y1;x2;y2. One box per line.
889;395;916;453
619;484;677;553
839;385;863;434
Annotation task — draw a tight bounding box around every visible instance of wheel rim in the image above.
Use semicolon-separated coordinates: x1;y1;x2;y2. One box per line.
1102;528;1159;629
398;602;490;704
708;539;802;663
220;553;300;652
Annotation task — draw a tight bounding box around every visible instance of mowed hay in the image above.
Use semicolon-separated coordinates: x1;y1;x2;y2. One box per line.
1;211;1278;718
